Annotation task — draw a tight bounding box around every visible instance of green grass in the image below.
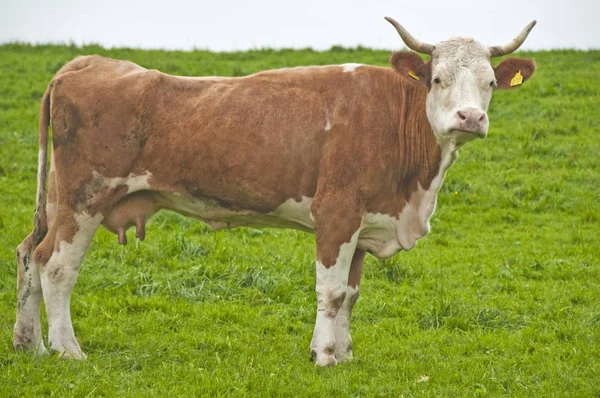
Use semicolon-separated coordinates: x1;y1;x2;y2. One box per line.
1;44;599;397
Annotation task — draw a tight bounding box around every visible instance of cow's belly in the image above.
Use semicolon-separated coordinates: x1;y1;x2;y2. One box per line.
158;193;315;232
105;188;437;258
158;191;436;258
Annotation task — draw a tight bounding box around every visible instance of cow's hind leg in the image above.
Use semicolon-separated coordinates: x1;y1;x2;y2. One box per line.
39;211;103;359
334;248;365;362
15;163;57;355
14;234;48;355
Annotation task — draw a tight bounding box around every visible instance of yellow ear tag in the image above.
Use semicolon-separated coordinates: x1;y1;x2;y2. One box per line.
510;70;523;87
408;70;419;81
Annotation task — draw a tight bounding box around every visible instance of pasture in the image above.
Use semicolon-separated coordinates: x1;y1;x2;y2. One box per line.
0;44;599;396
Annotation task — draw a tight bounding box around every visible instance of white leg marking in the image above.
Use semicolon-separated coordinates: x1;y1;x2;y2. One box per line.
334;285;359;362
311;230;359;366
14;243;48;355
41;213;102;359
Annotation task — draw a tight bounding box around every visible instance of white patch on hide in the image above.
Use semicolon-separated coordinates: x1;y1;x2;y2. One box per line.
359;212;403;258
342;63;362;73
95;171;152;193
49;150;56;173
53;213;103;267
269;196;314;229
37;148;45;185
325;119;331;131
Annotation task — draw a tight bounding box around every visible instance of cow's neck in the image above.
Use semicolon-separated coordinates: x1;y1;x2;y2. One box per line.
393;82;455;194
393;82;459;233
425;135;459;197
359;82;459;255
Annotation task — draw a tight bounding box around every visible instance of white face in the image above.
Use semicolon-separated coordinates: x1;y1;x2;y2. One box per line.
425;39;496;142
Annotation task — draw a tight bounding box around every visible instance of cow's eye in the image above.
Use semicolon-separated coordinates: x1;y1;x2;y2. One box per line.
433;77;441;84
490;80;497;87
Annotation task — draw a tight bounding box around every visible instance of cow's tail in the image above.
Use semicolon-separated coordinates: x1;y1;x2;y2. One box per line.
32;85;51;245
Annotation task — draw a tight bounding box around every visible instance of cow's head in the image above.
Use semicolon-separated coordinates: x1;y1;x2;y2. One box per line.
386;17;536;143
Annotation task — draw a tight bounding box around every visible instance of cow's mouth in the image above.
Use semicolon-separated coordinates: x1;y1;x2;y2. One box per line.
452;129;487;140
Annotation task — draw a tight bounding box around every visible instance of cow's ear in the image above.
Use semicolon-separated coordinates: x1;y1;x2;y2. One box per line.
494;57;536;90
390;51;431;86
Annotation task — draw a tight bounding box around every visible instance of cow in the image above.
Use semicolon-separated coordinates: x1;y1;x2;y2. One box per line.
14;17;536;366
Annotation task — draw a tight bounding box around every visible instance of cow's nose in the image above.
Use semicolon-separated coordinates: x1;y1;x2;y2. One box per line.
456;108;487;132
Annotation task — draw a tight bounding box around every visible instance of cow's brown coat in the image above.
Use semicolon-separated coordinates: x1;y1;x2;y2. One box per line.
31;54;446;268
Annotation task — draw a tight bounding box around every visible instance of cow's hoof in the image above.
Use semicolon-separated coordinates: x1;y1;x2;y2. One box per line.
37;343;49;356
13;337;31;352
49;343;87;360
335;341;353;362
13;330;48;356
63;351;87;360
311;348;338;366
50;348;87;360
315;353;337;367
14;341;48;356
335;350;353;363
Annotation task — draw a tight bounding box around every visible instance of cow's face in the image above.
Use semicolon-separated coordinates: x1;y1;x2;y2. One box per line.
387;18;536;144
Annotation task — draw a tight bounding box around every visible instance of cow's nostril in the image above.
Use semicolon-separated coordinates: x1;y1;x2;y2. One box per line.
479;113;486;122
457;111;467;121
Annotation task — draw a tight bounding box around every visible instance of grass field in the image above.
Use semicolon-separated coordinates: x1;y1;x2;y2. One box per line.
0;44;599;397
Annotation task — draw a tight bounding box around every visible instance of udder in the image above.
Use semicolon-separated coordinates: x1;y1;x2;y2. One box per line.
102;191;160;245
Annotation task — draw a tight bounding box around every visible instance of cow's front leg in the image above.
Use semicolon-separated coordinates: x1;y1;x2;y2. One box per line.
310;205;361;366
334;248;365;362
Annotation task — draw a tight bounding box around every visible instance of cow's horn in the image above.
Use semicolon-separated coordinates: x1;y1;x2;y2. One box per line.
384;16;435;55
489;20;537;57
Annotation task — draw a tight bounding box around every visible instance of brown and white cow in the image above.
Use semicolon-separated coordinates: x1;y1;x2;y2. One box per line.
14;17;536;366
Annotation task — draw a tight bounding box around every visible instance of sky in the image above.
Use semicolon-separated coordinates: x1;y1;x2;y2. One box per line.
1;0;599;52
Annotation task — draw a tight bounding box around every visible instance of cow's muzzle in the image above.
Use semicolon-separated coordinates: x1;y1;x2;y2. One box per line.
452;107;488;139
